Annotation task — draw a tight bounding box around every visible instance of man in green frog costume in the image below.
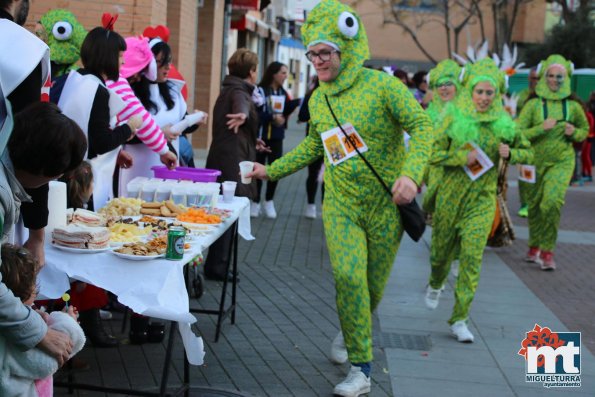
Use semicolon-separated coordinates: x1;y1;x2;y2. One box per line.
249;1;432;395
517;55;588;270
37;9;87;79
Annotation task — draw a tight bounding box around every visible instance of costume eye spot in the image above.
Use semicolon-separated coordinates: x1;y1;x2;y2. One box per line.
338;11;358;38
52;21;73;41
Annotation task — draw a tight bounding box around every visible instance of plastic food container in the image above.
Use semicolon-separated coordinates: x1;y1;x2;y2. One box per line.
151;166;221;182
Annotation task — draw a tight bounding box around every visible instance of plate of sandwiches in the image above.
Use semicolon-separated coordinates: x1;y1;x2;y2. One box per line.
52;224;111;253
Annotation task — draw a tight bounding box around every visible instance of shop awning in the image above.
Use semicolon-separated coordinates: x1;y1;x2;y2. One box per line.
279;37;305;50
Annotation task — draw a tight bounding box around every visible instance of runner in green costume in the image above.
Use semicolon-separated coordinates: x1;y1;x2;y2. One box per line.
423;59;461;214
425;58;533;342
517;55;589;270
248;1;432;395
515;68;538;218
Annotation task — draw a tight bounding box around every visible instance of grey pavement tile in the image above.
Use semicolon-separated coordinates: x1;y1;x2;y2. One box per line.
391;376;515;397
389;356;505;385
514;385;595;396
385;345;494;366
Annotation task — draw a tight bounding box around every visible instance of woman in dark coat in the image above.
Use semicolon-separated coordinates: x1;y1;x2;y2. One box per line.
204;48;268;280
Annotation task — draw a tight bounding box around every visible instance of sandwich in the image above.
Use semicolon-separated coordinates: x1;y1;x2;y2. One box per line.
52;224;111;250
71;208;105;227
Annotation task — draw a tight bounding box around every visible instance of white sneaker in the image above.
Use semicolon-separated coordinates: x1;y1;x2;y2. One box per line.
263;200;277;219
304;204;316;219
330;331;348;364
424;285;444;310
451;260;459;277
451;320;474;343
99;309;112;320
250;202;260;218
333;366;371;397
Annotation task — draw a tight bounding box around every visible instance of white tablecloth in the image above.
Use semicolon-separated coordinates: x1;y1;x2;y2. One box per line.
38;196;252;364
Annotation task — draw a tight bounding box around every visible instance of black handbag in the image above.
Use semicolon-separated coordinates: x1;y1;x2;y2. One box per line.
324;95;426;242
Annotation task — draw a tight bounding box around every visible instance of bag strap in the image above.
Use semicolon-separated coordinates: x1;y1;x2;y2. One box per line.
324;94;392;197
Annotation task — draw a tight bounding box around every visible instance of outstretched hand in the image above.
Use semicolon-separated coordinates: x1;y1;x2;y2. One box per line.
160;151;178;170
226;113;247;133
246;162;268;180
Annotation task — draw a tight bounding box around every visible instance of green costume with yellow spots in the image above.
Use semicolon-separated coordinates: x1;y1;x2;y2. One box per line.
517;55;589;252
429;59;533;324
266;0;433;364
423;59;461;214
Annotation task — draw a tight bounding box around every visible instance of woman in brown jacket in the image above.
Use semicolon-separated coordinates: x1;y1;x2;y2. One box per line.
204;48;268;280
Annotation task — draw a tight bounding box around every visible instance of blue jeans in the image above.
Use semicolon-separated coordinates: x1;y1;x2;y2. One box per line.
179;135;195;167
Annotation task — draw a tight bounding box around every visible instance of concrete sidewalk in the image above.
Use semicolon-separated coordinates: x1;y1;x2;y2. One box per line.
381;230;595;396
54;122;595;396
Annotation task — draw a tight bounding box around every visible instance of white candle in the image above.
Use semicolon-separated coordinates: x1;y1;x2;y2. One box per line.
46;181;67;238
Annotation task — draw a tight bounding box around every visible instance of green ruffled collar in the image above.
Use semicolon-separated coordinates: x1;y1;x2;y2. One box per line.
442;93;516;146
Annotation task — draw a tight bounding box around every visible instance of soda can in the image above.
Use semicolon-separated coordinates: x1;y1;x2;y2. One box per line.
166;226;186;260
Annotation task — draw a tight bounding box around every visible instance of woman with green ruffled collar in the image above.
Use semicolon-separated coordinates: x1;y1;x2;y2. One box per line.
517;55;588;270
422;59;461;215
425;58;533;343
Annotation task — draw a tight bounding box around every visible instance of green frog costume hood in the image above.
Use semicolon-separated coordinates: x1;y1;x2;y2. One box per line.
39;9;87;77
301;0;369;96
535;54;573;100
445;58;515;145
427;59;462;121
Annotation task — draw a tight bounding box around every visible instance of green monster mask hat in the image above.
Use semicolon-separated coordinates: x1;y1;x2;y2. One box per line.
428;59;461;90
40;9;87;75
444;58;516;145
535;54;573;100
301;0;369;96
426;59;462;121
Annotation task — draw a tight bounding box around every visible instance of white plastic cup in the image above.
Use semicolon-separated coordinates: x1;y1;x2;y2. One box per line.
207;182;221;207
171;185;186;206
140;183;157;202
222;181;237;203
186;185;199;207
154;184;171;202
126;182;142;198
239;161;254;184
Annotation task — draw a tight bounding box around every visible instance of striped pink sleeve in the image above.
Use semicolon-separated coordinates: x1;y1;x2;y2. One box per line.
106;77;169;155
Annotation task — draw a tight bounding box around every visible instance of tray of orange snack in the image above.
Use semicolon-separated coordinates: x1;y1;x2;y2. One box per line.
176;208;222;225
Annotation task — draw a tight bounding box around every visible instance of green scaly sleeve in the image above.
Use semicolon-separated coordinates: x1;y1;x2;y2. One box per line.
266;128;324;181
384;78;434;185
429;118;469;167
517;98;546;141
567;100;589;143
508;131;534;165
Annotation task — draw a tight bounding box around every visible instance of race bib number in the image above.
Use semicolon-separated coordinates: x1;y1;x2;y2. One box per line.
518;164;536;183
321;123;368;166
462;142;494;181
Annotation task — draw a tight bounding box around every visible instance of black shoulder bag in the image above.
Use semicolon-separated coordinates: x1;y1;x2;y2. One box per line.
324;95;426;242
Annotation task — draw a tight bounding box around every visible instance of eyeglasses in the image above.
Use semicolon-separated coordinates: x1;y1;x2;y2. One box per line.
436;81;455;88
305;50;339;63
